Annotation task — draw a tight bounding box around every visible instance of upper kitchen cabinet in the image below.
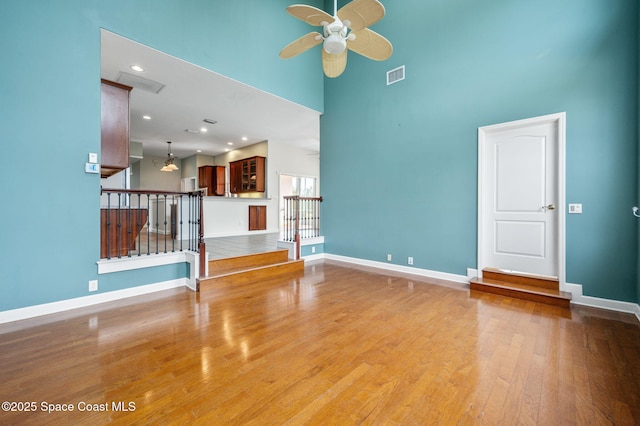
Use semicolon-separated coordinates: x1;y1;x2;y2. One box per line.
198;165;226;196
101;79;132;178
229;156;266;193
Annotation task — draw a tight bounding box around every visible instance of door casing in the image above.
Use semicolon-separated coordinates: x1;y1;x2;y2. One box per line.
477;112;566;288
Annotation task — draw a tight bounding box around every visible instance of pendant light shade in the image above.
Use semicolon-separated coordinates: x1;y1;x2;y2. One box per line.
161;141;179;172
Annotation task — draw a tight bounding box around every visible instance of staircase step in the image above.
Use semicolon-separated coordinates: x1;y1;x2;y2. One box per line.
482;267;559;290
199;259;304;290
469;276;571;308
208;249;290;276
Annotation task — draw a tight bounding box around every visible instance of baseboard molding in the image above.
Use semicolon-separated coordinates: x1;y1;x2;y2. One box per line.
324;254;469;284
323;255;639;321
565;283;640;322
4;255;638;326
302;253;325;262
0;280;186;325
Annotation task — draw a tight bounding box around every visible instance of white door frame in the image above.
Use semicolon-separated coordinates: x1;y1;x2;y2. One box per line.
477;112;566;288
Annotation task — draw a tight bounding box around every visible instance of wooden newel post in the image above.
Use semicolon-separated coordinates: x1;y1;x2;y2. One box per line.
295;196;301;260
198;190;206;278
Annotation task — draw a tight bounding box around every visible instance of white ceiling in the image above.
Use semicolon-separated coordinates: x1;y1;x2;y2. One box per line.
100;30;320;159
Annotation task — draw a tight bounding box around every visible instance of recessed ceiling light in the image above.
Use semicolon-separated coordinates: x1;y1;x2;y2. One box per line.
227;142;234;145
225;148;230;152
130;65;144;72
242;136;248;141
196;149;202;153
142;115;151;120
200;127;207;133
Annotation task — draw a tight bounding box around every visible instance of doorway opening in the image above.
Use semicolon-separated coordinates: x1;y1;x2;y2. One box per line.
477;112;566;288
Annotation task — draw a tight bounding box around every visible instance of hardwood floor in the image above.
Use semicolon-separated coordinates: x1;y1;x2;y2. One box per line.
1;260;639;425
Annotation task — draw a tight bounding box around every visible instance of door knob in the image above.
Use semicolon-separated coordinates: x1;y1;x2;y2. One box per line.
545;204;555;210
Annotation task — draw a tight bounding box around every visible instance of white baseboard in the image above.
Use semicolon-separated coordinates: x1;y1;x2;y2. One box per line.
324;254;469;284
565;283;640;322
302;253;325;262
323;255;639;321
0;280;186;325
3;254;638;326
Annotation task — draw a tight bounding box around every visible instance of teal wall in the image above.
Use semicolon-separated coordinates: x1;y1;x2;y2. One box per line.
0;0;323;311
99;263;189;292
301;243;324;257
321;0;639;302
1;0;639;311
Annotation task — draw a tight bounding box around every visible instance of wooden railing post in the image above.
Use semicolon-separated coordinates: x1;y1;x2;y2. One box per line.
198;189;206;278
294;196;301;260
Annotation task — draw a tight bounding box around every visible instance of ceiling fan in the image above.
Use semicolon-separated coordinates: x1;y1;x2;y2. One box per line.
280;0;393;78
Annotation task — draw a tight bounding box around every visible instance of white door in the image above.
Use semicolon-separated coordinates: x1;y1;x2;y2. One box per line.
478;113;565;281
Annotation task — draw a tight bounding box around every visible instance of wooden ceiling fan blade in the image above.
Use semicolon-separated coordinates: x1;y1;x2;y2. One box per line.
338;0;385;32
322;48;348;78
280;32;323;59
286;5;335;26
348;28;393;61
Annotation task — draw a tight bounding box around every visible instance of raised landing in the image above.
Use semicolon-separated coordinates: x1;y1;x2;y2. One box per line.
470;268;572;308
198;249;304;291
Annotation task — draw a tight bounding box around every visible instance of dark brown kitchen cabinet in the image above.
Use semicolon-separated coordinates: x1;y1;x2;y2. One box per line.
229;156;265;193
198;165;226;196
100;79;132;178
249;205;267;231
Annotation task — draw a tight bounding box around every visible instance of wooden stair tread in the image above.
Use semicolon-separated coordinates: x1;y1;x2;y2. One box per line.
470;277;571;298
198;255;304;291
470;276;571;308
208;249;290;275
205;260;300;279
482;268;559;290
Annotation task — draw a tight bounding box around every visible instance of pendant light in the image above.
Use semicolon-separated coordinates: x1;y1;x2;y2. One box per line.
161;141;179;172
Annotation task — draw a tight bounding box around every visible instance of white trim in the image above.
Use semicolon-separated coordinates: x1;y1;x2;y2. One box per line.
302;253;325;262
0;280;185;325
300;236;325;246
478;112;567;286
97;251;200;290
324;254;469;284
98;252;191;274
276;236;325;260
565;283;640;322
203;228;280;239
467;268;479;280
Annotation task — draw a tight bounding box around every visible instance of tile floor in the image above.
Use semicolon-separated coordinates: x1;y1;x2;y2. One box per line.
204;232;280;259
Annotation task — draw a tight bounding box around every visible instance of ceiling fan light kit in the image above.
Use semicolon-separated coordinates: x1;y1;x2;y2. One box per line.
280;0;392;78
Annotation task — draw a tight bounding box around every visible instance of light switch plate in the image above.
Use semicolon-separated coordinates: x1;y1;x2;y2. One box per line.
88;152;98;163
569;203;582;214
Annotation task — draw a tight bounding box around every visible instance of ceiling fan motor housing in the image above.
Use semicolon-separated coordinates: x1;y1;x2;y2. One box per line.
323;19;348;54
323;33;346;54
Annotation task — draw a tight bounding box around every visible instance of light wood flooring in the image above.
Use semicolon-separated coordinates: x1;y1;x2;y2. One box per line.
1;261;639;425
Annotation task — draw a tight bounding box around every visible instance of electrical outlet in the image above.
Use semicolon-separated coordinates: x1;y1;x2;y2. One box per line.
311;246;316;253
387;254;392;261
408;257;414;265
89;280;98;292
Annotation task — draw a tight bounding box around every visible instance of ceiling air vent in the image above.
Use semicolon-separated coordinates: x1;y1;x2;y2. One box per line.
116;71;165;94
387;65;405;86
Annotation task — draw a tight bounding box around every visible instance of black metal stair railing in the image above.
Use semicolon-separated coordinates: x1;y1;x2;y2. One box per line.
100;188;204;261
